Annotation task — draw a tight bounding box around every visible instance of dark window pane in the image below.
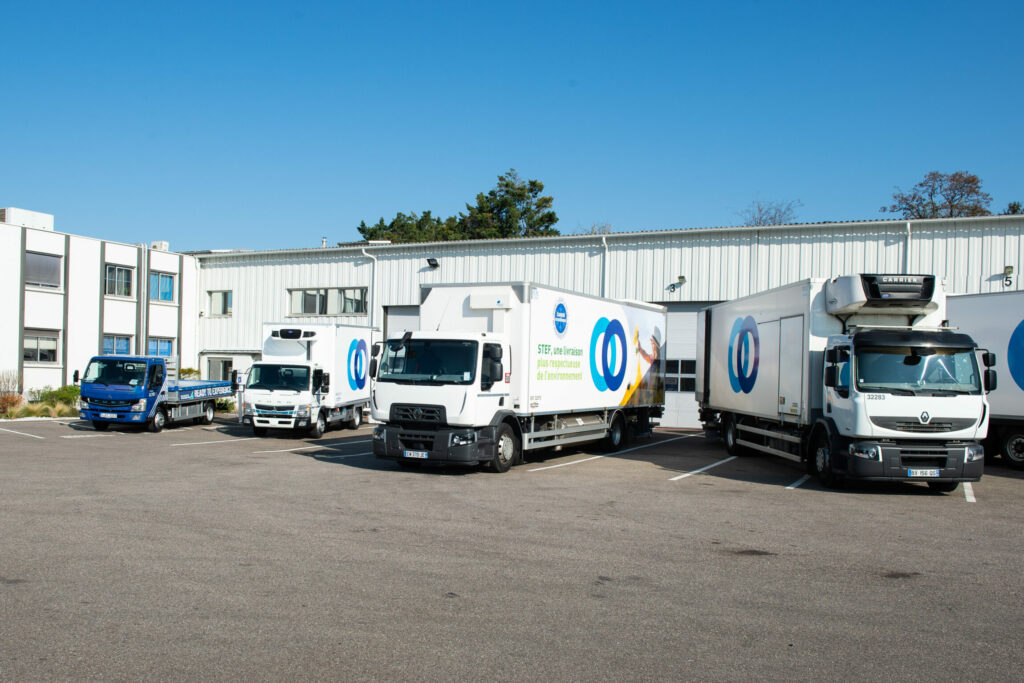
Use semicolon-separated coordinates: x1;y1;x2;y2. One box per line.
666;360;679;374
680;360;697;374
680;377;696;392
303;292;317;314
25;252;61;287
665;377;679;392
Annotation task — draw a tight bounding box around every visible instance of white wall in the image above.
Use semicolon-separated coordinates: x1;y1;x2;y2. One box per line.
0;225;24;378
67;237;101;380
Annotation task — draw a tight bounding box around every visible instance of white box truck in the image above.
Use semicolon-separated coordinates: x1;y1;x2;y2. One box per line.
696;274;995;490
240;322;371;438
370;283;666;472
948;291;1024;468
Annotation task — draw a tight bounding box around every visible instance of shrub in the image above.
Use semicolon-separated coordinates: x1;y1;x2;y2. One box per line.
0;393;22;417
179;367;201;379
214;398;236;412
38;385;80;406
0;369;19;395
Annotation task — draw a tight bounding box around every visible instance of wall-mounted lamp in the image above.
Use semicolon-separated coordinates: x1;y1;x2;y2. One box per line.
1005;265;1014;276
1005;265;1015;287
667;275;686;292
426;258;439;269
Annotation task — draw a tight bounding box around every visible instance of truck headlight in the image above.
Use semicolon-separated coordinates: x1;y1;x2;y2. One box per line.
130;401;146;412
242;402;253;415
965;444;985;463
849;443;881;461
373;425;386;442
450;431;477;447
296;405;311;417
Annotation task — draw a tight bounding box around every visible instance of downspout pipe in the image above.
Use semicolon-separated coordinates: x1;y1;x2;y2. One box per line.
361;248;378;334
601;235;609;298
905;221;912;274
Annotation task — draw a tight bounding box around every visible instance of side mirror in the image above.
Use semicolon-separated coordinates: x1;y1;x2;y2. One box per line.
983;352;996;368
372;342;381;358
321;372;330;391
313;369;324;391
984;369;997;393
231;369;239;393
824;365;838;388
488;346;503;360
73;370;80;385
825;348;838;364
370;358;378;377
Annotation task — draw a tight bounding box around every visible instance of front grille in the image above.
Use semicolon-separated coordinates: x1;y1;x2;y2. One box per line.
900;456;948;469
88;398;133;408
255;404;294;412
391;404;446;425
399;431;438;451
871;417;975;433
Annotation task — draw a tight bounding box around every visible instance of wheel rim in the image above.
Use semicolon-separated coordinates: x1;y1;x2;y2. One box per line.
725;421;735;448
206;405;214;421
497;434;514;465
1007;435;1024;463
815;444;829;473
317;415;325;432
155;412;165;428
611;420;622;446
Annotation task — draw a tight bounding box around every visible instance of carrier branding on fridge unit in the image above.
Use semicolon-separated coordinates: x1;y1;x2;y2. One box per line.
553;300;568;336
589;317;627;392
347;339;368;390
727;316;760;394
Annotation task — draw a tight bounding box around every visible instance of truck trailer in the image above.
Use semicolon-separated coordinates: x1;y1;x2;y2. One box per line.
948;290;1024;468
696;274;994;490
239;322;371;438
77;356;233;432
370;283;666;472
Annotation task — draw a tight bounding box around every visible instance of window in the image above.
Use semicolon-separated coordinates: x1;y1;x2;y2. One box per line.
25;252;62;288
103;335;132;355
664;358;697;392
209;359;233;381
149;272;176;302
23;330;59;363
105;265;133;297
209;290;232;316
288;287;367;316
147;338;174;357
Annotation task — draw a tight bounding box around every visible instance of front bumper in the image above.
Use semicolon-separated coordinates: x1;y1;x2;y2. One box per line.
79;410;147;424
840;440;984;482
373;424;496;465
243;414;308;430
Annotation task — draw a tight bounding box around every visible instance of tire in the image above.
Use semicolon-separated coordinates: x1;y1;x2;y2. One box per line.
927;481;960;493
1003;431;1024;469
722;414;746;456
148;409;167;433
92;421;109;431
488;423;520;473
309;412;326;439
602;413;627;452
809;429;842;488
252;425;267;437
200;402;215;425
347;407;362;430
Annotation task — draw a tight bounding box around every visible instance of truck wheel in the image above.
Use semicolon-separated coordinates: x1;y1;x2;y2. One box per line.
602;413;627;452
148;409;167;433
927;481;960;493
1003;431;1024;469
810;430;842;488
722;414;746;456
309;412;326;439
252;425;267;437
199;402;215;425
347;408;362;430
488;423;519;473
92;421;109;431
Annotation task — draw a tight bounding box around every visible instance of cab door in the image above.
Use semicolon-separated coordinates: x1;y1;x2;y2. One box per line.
824;343;854;435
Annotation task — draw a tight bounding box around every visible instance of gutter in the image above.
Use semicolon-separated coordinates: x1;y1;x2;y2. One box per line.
361;248;378;332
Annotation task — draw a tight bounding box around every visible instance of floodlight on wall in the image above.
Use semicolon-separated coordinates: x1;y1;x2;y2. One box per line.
1005;265;1015;287
1005;265;1014;276
667;275;686;292
426;258;440;269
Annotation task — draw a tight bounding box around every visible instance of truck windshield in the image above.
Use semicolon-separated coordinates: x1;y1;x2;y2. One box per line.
377;340;478;385
246;364;310;392
855;346;981;395
82;359;148;387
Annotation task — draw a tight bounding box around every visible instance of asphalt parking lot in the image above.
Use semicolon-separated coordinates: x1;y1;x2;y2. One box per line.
1;417;1022;681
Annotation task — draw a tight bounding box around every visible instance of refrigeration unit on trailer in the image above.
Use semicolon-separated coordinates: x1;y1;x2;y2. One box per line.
370;282;666;472
77;356;233;432
696;274;995;490
239;322;372;438
948;290;1024;468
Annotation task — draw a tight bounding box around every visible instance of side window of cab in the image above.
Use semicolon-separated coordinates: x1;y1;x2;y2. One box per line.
149;364;165;390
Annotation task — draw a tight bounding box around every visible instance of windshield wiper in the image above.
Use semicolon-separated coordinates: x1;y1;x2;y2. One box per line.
861;386;916;396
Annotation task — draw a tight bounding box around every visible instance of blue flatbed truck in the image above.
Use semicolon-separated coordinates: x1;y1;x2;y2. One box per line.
76;356;235;432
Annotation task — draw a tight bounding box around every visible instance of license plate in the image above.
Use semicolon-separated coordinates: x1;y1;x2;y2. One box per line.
99;413;118;419
908;468;940;478
403;450;428;459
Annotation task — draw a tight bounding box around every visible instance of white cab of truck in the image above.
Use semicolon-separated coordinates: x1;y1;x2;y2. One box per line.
240;322;371;438
371;283;666;472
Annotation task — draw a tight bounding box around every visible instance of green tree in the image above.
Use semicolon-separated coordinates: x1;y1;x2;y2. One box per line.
740;199;802;226
882;171;992;219
357;211;458;244
458;169;559;239
1003;201;1022;215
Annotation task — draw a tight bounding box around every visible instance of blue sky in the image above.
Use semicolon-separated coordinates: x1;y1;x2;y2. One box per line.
2;1;1021;250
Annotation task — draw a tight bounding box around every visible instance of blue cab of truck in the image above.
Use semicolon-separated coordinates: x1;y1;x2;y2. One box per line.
77;355;235;432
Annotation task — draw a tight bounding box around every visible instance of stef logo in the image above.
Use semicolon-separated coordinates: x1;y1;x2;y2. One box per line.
728;316;759;394
590;317;627;392
347;339;368;390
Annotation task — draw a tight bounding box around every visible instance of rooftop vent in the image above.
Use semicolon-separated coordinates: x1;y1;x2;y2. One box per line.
151;241;170;251
1;207;54;231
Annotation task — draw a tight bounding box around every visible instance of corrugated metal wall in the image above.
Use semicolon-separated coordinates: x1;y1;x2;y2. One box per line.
195;216;1024;354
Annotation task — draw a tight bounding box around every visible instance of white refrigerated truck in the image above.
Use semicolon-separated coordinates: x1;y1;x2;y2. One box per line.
240;322;371;438
370;283;666;472
948;290;1024;468
696;274;995;490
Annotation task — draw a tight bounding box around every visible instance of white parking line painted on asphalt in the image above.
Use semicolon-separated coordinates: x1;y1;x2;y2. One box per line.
315;451;372;460
171;437;259;447
61;434;107;439
252;439;371;454
526;434;697;472
786;474;811;489
0;427;45;439
963;482;976;503
668;455;737;481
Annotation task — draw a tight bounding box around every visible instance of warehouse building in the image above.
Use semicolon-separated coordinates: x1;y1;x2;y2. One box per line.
3;207;1021;427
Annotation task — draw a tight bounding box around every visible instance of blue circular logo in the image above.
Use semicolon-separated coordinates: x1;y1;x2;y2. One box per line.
1009;319;1024;391
727;316;759;394
554;302;568;335
590;317;627;392
347;339;368;390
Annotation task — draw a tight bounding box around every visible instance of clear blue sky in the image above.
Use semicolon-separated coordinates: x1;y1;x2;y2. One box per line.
3;1;1021;251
